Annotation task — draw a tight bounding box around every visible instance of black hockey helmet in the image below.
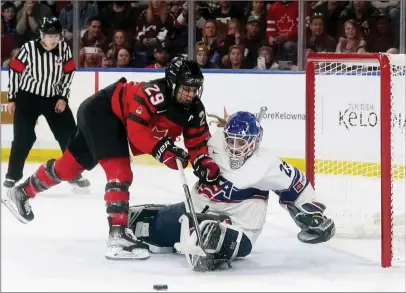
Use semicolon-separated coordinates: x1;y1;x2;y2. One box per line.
39;17;62;35
165;56;204;108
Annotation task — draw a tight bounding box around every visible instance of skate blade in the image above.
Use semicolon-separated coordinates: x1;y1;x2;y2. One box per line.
71;186;90;194
105;250;150;261
1;195;29;224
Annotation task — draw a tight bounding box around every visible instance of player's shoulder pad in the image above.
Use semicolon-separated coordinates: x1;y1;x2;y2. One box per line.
140;78;171;111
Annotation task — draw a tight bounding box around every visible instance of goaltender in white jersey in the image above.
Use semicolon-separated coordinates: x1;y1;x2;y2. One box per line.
128;111;336;271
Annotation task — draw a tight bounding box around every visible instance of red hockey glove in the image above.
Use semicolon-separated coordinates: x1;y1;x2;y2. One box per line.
192;154;220;185
152;138;189;170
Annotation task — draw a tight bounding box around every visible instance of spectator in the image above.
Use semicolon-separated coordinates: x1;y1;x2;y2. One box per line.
253;45;279;70
311;1;345;39
135;0;175;66
115;48;133;68
339;1;380;38
220;18;244;59
242;15;265;68
106;30;131;67
80;46;105;68
372;1;400;43
145;43;168;68
99;1;140;44
1;1;17;36
196;43;218;68
1;18;17;64
266;0;302;64
171;2;211;58
244;0;267;40
221;45;251;69
58;1;99;42
101;56;109;68
306;12;337;53
80;16;108;53
168;1;183;20
176;1;211;32
196;19;221;66
211;1;244;24
206;0;220;12
2;47;20;68
386;47;399;54
39;1;70;16
15;0;53;45
8;1;23;12
366;14;398;53
53;1;70;15
336;19;366;53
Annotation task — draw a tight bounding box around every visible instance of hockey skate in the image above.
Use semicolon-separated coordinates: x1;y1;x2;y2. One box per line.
105;225;150;260
3;178;16;188
1;186;34;224
68;174;90;194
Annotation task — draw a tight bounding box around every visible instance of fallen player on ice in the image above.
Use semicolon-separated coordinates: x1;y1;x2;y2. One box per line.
127;111;336;271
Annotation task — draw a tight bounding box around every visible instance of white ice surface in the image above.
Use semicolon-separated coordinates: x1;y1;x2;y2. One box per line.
1;163;405;292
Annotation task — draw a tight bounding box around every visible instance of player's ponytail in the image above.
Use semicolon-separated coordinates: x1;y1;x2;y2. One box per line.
207;113;228;128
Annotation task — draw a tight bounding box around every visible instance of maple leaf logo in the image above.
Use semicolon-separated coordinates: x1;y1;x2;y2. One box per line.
276;14;295;33
151;126;168;140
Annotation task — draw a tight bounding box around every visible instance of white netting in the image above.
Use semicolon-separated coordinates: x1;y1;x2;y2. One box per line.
310;54;405;265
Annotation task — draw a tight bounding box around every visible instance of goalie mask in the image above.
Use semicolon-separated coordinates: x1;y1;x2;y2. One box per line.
223;111;263;169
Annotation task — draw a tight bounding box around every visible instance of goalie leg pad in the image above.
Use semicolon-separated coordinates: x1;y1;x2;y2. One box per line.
129;202;185;253
179;214;248;271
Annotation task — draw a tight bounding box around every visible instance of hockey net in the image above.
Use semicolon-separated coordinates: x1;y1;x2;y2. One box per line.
306;53;405;267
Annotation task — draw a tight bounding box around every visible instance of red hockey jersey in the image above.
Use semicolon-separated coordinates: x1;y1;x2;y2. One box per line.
110;78;210;162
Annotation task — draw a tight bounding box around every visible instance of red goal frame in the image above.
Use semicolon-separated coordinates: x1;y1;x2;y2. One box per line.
305;53;393;268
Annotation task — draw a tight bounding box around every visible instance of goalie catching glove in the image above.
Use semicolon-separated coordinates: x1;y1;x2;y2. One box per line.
286;201;335;244
192;154;220;185
152;137;189;170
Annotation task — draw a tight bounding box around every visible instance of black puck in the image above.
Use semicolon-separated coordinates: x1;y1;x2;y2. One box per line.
153;284;168;291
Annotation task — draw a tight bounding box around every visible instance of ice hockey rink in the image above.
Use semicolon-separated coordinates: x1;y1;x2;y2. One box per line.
1;163;405;292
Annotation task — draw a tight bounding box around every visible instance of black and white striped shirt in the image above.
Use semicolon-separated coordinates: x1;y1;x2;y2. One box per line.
8;40;75;102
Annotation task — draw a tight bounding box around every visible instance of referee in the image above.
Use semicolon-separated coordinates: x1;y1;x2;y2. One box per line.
4;17;90;192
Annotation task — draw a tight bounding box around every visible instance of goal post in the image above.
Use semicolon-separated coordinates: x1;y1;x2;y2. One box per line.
305;53;405;268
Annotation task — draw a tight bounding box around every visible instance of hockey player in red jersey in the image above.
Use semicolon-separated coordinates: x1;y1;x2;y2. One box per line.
1;56;220;260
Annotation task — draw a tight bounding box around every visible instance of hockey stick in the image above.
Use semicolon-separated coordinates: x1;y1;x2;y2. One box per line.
174;158;207;257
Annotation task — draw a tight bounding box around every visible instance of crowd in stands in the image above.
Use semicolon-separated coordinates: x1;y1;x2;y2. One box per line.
1;1;402;70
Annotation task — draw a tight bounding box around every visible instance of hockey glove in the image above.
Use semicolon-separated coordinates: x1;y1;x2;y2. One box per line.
286;202;335;244
152;138;189;170
192;154;220;185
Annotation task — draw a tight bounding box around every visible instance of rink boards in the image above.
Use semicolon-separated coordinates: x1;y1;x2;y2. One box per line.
1;69;405;177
